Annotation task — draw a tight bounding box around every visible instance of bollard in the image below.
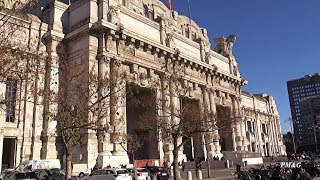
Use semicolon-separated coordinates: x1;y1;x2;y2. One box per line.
225;160;230;168
152;174;157;180
187;171;192;180
197;170;202;180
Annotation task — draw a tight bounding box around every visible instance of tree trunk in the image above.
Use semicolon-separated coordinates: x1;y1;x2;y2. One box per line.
173;137;179;180
66;149;73;180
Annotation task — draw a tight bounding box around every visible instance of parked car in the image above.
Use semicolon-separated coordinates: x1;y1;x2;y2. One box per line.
0;170;17;180
85;168;132;180
34;168;65;180
126;168;149;180
15;172;38;180
142;166;169;180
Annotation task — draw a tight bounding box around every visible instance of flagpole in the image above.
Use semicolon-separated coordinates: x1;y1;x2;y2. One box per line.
187;0;192;24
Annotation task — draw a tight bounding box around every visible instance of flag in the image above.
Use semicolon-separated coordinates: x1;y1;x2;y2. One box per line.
168;0;173;11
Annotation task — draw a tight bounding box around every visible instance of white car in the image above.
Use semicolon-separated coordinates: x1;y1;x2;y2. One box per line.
85;168;132;180
126;168;149;180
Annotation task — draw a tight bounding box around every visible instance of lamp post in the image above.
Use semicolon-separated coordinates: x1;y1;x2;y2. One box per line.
289;117;297;154
313;126;318;153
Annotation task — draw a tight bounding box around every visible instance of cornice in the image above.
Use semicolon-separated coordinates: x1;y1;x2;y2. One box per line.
89;20;244;86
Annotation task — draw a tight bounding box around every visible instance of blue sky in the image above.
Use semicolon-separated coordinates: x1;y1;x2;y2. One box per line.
160;0;320;133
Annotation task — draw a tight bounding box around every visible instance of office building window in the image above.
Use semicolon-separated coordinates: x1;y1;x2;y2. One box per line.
5;79;17;122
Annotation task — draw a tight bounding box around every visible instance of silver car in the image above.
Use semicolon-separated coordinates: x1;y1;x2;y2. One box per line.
85;168;132;180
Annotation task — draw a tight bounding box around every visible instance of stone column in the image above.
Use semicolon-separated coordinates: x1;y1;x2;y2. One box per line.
110;58;126;157
202;87;215;158
0;128;4;173
256;115;264;153
96;55;113;167
169;77;185;161
240;115;248;151
40;36;63;161
208;88;222;156
232;95;243;151
159;17;166;45
161;74;173;161
98;0;109;21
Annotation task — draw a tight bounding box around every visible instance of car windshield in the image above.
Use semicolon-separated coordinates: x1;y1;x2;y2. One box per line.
48;169;65;176
116;170;128;174
158;168;167;172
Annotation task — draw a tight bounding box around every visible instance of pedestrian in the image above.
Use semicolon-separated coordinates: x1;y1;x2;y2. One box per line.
196;159;201;170
93;164;98;171
235;160;241;172
181;159;185;172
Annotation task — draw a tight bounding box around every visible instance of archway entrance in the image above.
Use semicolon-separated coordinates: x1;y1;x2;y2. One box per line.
216;105;233;151
126;84;159;163
180;97;202;160
2;138;16;169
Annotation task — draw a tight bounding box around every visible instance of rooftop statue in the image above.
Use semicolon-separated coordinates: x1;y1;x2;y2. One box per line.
213;34;236;60
213;34;239;76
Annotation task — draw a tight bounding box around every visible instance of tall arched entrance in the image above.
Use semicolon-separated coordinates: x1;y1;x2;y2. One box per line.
216;105;234;151
126;84;159;163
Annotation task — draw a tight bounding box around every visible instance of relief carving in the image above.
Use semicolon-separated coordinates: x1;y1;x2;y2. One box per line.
165;33;175;48
173;61;184;78
139;72;148;86
108;6;121;25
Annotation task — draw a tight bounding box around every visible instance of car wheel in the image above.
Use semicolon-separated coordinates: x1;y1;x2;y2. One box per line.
78;172;85;178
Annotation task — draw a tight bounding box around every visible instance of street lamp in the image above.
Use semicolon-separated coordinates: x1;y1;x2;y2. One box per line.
308;125;319;153
288;117;297;154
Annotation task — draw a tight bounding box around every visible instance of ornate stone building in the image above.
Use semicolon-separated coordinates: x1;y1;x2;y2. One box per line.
0;0;285;173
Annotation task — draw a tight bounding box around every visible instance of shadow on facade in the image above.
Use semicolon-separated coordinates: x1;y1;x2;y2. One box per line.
126;84;159;163
216;105;233;151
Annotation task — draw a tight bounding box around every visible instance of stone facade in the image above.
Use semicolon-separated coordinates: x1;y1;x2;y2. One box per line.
0;0;285;173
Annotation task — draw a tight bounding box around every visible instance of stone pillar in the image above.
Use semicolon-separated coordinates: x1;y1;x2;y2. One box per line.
208;88;222;156
96;54;113;167
0;128;4;173
202;87;215;158
169;77;185;161
159;17;166;45
110;58;127;158
232;96;243;151
98;0;109;21
161;74;173;162
256;115;264;153
40;36;63;161
156;75;164;160
240;118;248;151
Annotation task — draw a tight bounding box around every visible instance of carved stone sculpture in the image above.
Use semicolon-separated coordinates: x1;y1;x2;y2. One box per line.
108;6;120;25
165;33;175;48
213;34;239;76
213;34;236;59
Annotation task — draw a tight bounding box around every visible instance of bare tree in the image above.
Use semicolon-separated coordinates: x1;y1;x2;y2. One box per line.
117;133;144;164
